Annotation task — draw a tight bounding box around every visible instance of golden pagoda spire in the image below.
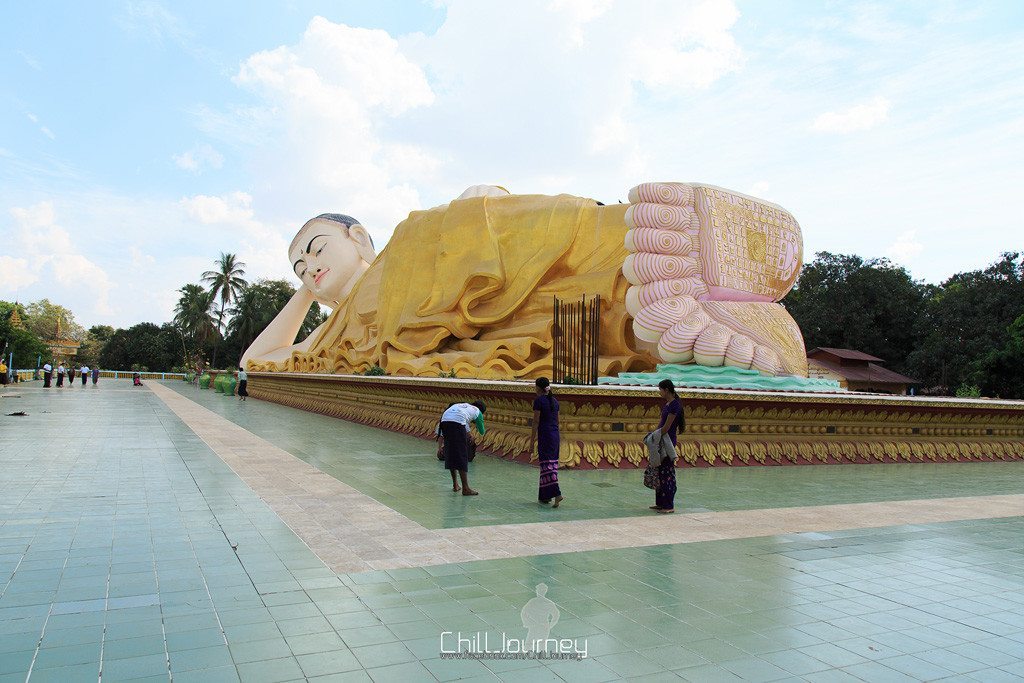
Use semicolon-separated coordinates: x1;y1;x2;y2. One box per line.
8;307;25;330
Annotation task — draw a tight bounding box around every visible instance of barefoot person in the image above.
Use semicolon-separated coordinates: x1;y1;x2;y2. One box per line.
42;362;52;387
56;363;65;387
91;365;100;386
652;379;683;513
529;377;563;507
80;365;89;387
439;401;486;496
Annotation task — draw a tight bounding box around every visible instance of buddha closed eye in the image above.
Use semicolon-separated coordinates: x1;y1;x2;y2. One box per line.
287;215;376;306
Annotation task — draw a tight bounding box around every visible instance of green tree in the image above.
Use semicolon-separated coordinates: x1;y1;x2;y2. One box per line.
972;314;1024;399
24;299;86;342
88;325;116;344
76;325;117;367
783;252;927;375
99;323;180;371
173;284;217;361
221;279;325;368
0;302;50;369
907;253;1024;391
202;253;248;368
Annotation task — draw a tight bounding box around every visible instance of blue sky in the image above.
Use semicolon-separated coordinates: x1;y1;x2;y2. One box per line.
1;0;1022;328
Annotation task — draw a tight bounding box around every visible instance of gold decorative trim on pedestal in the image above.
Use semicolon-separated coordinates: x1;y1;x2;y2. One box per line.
246;373;1024;468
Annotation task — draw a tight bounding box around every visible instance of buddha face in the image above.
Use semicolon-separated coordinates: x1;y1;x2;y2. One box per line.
289;217;375;306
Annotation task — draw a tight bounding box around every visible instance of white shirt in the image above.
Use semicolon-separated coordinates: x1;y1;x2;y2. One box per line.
80;366;90;374
57;365;65;374
441;403;481;430
238;370;247;381
43;363;52;372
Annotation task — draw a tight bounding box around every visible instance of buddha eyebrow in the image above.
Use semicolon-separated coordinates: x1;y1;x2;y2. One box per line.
293;258;306;270
306;234;329;253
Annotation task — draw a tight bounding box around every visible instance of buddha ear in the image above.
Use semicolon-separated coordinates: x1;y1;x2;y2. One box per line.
349;224;376;263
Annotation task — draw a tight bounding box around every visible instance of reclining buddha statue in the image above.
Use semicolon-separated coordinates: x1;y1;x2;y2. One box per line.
242;182;807;379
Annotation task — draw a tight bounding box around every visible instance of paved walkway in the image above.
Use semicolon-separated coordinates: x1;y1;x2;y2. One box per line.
150;382;1024;574
0;381;1021;682
160;382;1024;530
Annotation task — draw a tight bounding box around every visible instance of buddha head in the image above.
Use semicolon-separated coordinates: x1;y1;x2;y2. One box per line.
290;213;376;307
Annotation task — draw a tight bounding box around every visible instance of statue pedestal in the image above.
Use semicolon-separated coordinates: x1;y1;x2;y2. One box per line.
248;372;1024;468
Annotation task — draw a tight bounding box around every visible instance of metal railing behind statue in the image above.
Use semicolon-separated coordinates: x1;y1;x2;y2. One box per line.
8;370;189;381
552;294;601;385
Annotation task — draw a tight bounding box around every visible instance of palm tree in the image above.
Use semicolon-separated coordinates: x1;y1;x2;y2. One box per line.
173;284;217;358
202;253;248;367
226;286;265;353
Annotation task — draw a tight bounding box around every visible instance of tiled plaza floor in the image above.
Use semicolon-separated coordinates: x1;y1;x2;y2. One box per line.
0;381;1022;682
162;381;1024;530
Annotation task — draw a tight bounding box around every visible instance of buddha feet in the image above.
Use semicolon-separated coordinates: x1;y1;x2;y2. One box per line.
623;182;807;377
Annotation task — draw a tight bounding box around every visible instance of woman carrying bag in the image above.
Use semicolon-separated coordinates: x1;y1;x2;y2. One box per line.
644;379;683;513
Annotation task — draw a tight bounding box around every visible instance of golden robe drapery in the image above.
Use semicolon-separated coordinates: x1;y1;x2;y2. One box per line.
285;193;652;378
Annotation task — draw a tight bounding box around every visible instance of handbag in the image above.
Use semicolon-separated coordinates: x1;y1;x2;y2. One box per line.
643;463;660;490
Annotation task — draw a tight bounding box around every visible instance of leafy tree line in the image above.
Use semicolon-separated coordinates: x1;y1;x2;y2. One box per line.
784;251;1024;398
114;253;325;372
1;253;325;374
6;251;1023;397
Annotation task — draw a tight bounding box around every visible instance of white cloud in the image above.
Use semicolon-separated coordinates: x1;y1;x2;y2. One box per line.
178;191;292;291
189;2;745;250
180;191;256;226
812;96;891;133
0;256;36;290
223;15;439;240
8;202;114;315
886;230;923;263
748;181;771;198
116;0;213;61
10;0;1021;333
18;50;42;71
172;143;224;173
25;112;56;140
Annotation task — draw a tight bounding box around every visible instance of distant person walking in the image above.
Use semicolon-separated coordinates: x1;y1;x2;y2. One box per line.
80;365;89;387
529;377;563;507
237;367;248;401
43;362;52;387
0;360;7;386
91;366;100;386
56;364;65;387
651;379;683;514
439;401;486;496
68;365;76;385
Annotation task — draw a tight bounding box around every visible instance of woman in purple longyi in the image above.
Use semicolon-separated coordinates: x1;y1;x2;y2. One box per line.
530;377;564;507
652;379;683;513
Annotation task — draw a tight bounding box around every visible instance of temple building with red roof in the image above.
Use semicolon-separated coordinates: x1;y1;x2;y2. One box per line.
806;347;918;395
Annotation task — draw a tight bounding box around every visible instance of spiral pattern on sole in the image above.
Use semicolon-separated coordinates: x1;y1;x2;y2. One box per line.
723;335;755;369
625;203;699;232
656;311;711;358
628;182;694;207
751;346;782;375
625;228;693;256
625;279;709;315
623;253;700;286
632;296;699;343
693;323;732;366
